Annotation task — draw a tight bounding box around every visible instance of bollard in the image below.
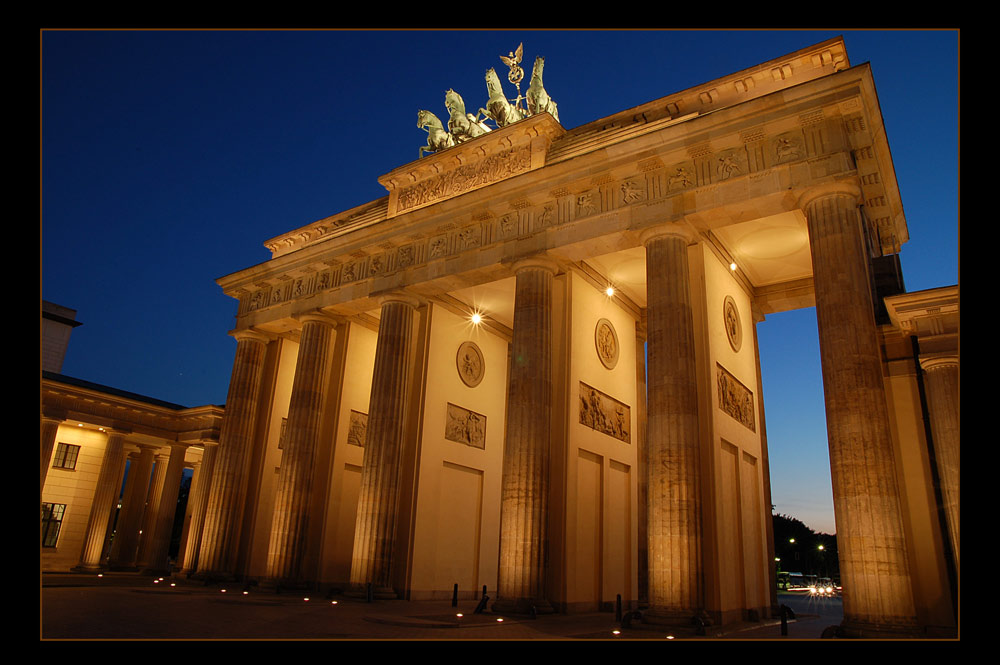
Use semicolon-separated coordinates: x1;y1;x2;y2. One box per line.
482;584;487;598
474;594;489;614
452;583;459;607
615;594;622;622
366;582;373;603
779;603;795;636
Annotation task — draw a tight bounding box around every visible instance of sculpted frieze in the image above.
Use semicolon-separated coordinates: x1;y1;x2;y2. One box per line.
774;131;804;164
621;178;645;205
716;363;755;432
498;212;519;238
716;148;746;181
445;402;486;449
347;410;368;447
397;144;532;213
575;191;598;218
667;163;696;191
579;382;630;443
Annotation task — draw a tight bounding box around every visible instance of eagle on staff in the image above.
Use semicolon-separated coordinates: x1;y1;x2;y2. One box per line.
499;42;526;111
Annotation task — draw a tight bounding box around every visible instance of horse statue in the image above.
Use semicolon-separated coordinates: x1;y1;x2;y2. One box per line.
417;109;455;158
479;68;523;128
526;55;559;122
445;88;491;143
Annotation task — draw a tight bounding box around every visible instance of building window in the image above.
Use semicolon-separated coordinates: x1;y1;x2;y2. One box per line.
41;503;66;547
52;443;81;470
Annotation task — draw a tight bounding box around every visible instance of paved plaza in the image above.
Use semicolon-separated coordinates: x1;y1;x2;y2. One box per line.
41;572;847;642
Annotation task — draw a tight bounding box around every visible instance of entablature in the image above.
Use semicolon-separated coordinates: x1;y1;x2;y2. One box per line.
41;374;224;446
220;51;904;334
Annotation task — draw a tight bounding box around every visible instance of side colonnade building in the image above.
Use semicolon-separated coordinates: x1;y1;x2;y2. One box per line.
41;303;223;577
42;38;958;638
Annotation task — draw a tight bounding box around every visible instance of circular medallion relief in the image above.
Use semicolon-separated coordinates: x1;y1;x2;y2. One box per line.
723;295;742;352
456;341;485;387
595;318;620;370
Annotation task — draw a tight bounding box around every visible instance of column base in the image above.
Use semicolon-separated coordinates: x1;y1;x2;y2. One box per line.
839;618;922;639
71;564;105;574
256;578;310;594
641;606;712;628
188;570;240;584
491;597;556;616
343;584;399;600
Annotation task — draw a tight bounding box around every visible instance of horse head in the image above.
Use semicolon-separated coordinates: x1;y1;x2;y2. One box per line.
531;56;545;81
445;89;466;115
485;68;503;99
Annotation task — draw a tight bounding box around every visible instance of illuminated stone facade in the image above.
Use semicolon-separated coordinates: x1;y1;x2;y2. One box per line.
41;38;958;637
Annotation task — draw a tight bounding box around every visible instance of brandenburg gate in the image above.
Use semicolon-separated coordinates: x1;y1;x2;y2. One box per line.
186;38;957;637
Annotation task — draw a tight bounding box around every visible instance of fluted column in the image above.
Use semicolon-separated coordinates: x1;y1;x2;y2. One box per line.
196;329;270;579
74;428;129;571
800;183;917;636
494;257;557;614
40;413;64;488
266;311;339;587
180;443;217;574
136;452;169;568
109;443;156;569
143;443;189;574
641;225;703;623
920;355;959;575
350;294;419;597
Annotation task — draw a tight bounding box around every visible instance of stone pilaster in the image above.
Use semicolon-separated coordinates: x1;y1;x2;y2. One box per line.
109;444;156;569
800;183;917;637
635;324;648;606
494;257;557;615
40;413;64;488
74;429;129;571
640;225;704;624
266;311;339;588
350;294;419;597
919;354;959;575
180;443;217;575
143;443;189;574
196;329;270;580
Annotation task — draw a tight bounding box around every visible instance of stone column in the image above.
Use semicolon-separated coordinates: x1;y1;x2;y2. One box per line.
40;413;64;488
919;354;959;575
135;452;169;568
109;443;156;569
74;428;129;571
800;182;917;637
350;294;419;597
143;443;189;574
494;257;557;615
640;225;703;624
266;311;339;588
196;329;270;580
180;443;218;574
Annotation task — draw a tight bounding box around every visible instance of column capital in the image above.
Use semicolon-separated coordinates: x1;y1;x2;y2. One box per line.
510;255;559;276
41;412;65;426
797;180;863;211
230;327;271;345
639;222;696;247
375;291;423;309
295;309;342;327
919;353;959;372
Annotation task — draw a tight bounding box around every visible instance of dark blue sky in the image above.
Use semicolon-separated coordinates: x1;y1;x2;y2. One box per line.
41;29;958;533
